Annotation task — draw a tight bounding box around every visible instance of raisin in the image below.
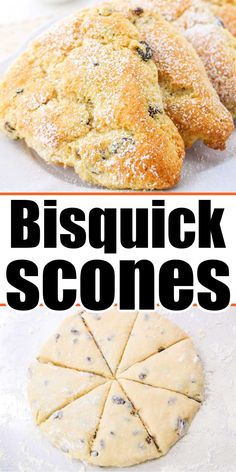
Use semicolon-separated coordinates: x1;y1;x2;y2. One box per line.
70;328;80;335
109;136;135;154
139;372;147;380
91;450;99;457
176;417;188;436
133;7;144;16
136;41;153;61
110;431;115;436
146;435;153;444
55;333;60;342
86;356;92;362
112;395;126;405
148;105;163;118
4;122;16;133
54;411;63;420
215;16;225;28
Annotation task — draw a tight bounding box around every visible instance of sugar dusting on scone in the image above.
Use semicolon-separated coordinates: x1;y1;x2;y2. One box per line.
107;1;234;149
128;0;236;117
0;7;185;190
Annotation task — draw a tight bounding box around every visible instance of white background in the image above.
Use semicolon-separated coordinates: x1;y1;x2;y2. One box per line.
0;194;235;309
0;0;96;24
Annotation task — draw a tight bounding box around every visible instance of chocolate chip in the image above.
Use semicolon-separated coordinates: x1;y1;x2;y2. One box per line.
55;333;61;342
54;411;63;420
136;41;153;61
133;7;144;16
139;372;147;380
71;328;80;335
148;104;163;118
112;395;126;405
4;122;16;133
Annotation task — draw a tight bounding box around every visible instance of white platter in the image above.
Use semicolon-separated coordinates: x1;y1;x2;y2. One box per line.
0;17;235;192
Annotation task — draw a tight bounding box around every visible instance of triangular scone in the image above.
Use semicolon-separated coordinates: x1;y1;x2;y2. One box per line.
117;312;187;374
120;380;200;454
131;0;236;117
118;339;204;401
37;314;111;377
40;382;112;462
0;7;184;190
89;380;161;467
81;310;138;374
108;2;234;149
28;362;106;424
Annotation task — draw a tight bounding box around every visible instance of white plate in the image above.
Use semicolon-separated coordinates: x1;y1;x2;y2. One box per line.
0;307;236;472
0;17;236;192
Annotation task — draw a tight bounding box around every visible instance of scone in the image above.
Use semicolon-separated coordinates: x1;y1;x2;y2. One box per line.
106;2;234;149
28;310;204;467
0;7;185;190
128;0;236;117
207;0;236;37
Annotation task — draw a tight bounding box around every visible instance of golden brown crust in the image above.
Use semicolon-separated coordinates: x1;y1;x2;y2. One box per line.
0;7;185;190
131;0;236;117
209;3;236;37
108;1;234;148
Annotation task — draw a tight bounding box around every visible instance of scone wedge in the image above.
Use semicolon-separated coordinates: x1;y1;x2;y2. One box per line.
89;380;161;467
120;379;200;455
107;2;234;148
40;381;112;462
28;362;106;424
118;338;204;401
131;0;236;117
0;7;185;190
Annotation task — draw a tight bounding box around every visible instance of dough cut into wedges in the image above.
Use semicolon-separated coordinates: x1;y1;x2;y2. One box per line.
117;312;187;374
37;314;111;377
107;2;234;149
0;7;185;190
118;338;204;401
81;310;138;374
130;0;236;117
120;379;200;454
27;362;106;424
89;380;161;467
40;381;112;462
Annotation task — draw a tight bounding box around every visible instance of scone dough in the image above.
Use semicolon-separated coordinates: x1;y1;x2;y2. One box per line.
28;310;204;467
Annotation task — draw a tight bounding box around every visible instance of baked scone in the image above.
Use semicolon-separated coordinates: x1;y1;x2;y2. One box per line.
106;2;234;148
207;0;236;37
28;310;204;467
0;7;185;190
127;0;236;117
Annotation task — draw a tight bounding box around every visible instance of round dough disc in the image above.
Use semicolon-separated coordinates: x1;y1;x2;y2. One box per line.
28;310;204;467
